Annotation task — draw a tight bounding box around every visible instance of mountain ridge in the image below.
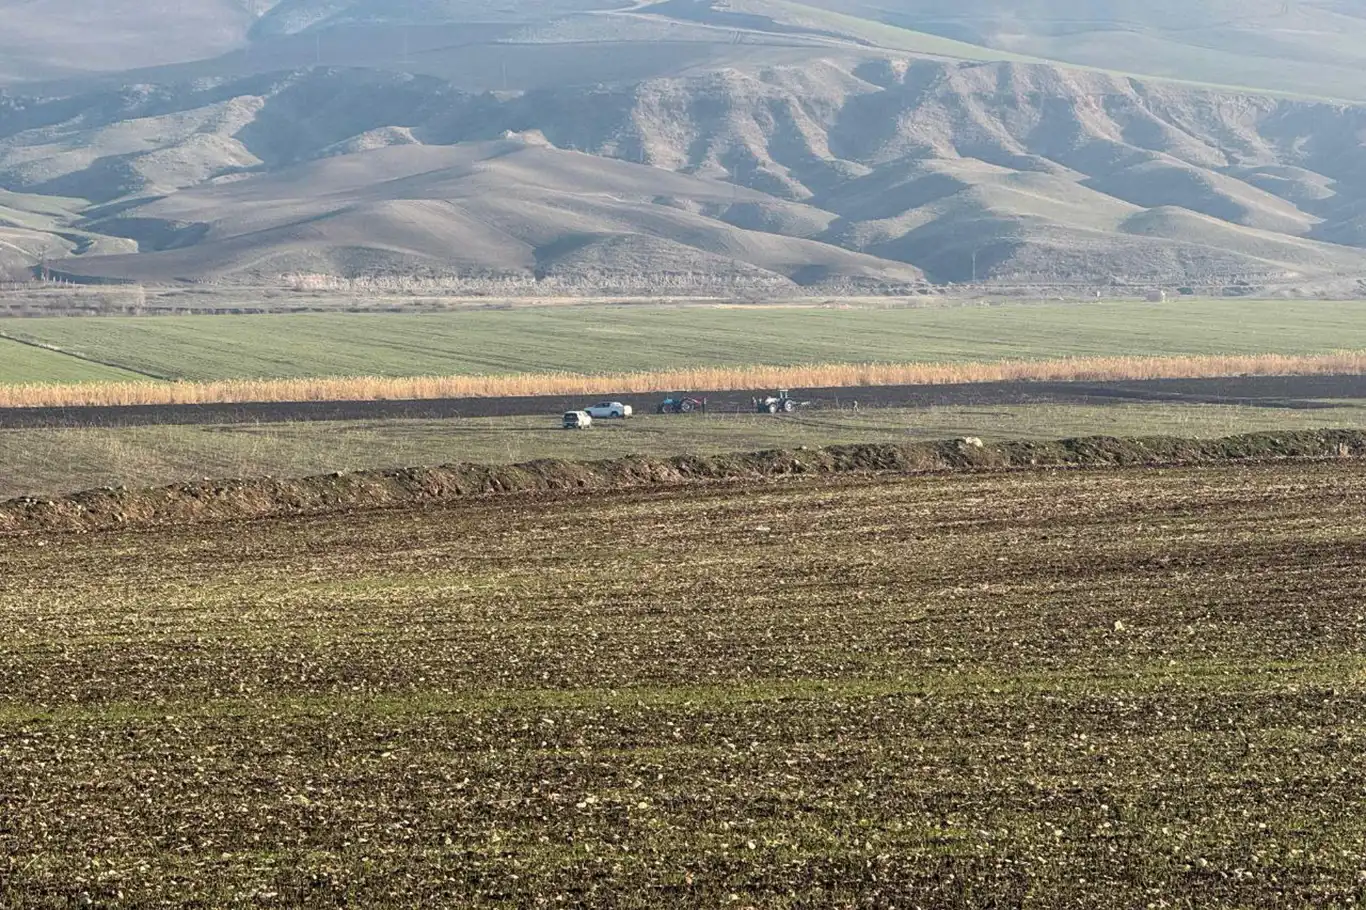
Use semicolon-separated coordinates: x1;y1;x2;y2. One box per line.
1;1;1365;293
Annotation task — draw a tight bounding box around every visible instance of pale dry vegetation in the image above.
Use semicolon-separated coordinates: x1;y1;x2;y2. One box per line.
4;351;1366;408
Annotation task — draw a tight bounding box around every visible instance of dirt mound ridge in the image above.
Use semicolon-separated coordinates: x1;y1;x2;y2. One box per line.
3;430;1363;535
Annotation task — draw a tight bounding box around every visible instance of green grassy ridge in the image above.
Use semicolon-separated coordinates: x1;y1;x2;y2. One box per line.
5;300;1366;383
766;0;1048;63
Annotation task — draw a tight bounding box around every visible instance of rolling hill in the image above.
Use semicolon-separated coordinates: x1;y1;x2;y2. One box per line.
54;140;924;290
789;0;1366;101
7;0;1366;101
0;0;270;82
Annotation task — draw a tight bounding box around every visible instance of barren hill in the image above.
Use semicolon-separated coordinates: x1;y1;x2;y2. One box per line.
1;0;1366;292
3;59;1365;290
57;140;922;290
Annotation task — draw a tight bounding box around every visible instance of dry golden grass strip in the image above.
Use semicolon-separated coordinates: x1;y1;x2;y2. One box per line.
3;351;1366;408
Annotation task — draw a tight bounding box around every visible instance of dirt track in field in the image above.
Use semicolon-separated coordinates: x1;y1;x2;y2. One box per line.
3;374;1364;428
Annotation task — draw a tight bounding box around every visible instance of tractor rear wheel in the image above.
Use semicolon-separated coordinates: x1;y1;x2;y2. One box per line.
782;399;795;413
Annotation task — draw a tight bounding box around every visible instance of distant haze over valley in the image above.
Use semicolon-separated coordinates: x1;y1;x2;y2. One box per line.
3;0;1366;294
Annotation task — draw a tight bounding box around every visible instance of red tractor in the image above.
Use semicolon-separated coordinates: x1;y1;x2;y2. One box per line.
657;394;706;414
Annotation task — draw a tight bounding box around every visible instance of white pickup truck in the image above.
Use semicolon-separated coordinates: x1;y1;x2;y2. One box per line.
583;401;633;419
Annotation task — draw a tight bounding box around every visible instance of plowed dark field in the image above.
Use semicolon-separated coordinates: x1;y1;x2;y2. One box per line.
3;461;1366;907
4;374;1365;429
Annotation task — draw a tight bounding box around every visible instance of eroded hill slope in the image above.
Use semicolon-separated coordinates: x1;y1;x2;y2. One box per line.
3;58;1366;289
